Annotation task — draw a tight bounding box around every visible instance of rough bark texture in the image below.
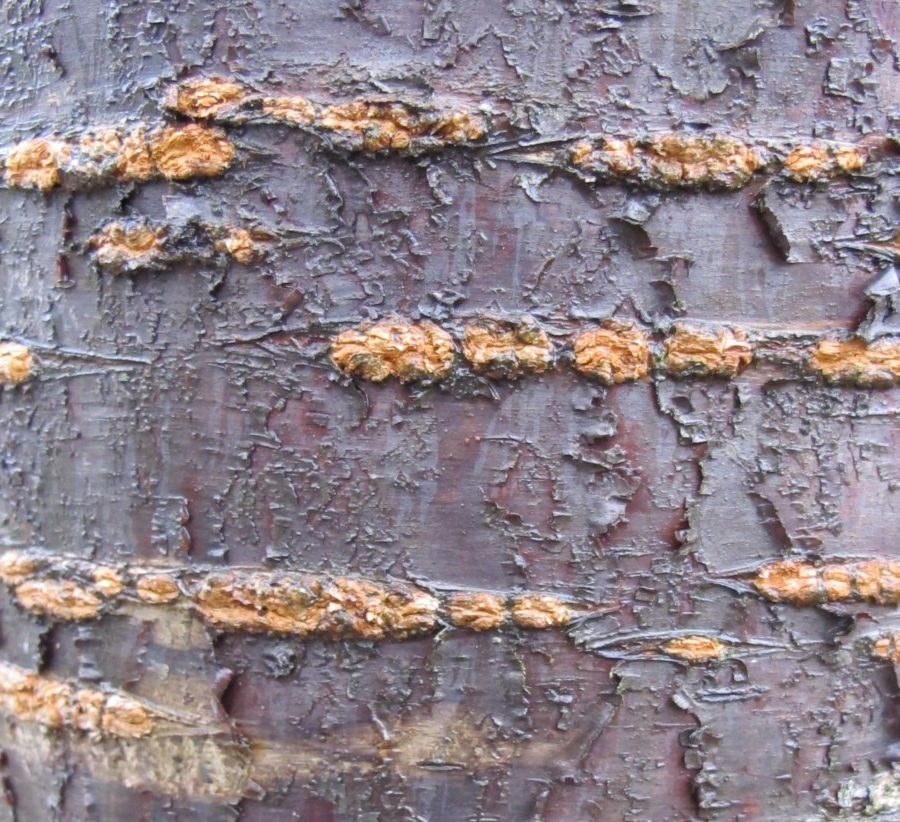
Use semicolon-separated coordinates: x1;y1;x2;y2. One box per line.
0;1;899;820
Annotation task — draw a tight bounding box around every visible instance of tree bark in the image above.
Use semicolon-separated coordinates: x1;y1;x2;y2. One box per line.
0;1;898;819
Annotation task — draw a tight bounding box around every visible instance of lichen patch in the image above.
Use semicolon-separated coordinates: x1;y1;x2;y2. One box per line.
572;321;651;385
330;320;456;383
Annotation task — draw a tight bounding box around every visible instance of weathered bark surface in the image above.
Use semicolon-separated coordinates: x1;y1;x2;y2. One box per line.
0;1;899;819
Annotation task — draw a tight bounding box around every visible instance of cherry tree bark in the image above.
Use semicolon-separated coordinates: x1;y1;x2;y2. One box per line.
0;1;898;819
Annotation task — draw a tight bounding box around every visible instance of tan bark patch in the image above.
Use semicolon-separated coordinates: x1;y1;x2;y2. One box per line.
92;567;125;598
461;316;554;379
572;321;651;384
192;571;440;640
89;220;167;273
510;594;574;629
0;550;596;641
115;127;156;182
13;578;104;620
316;100;485;152
101;694;154;738
753;560;900;606
166;79;487;154
783;143;867;182
261;96;318;126
78;128;123;160
134;573;181;604
4;138;71;191
0;550;40;585
149;124;235;180
214;227;269;264
447;592;507;631
331;320;456;382
663;324;753;377
662;636;725;663
571;134;761;190
871;635;900;664
89;219;272;274
0;662;154;738
5;125;234;192
808;337;900;387
164;77;246;119
0;343;34;386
